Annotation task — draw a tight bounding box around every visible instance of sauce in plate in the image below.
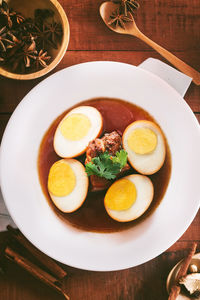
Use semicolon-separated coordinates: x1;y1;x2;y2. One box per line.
38;98;171;232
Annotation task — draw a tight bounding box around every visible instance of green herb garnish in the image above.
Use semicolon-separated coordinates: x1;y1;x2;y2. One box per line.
85;150;128;180
112;150;128;169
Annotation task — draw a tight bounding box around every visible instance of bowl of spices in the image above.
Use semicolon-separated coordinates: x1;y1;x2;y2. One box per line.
0;0;69;80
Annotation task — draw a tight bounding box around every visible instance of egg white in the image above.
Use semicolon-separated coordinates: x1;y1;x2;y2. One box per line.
54;106;103;158
123;120;166;175
48;159;89;213
105;174;154;222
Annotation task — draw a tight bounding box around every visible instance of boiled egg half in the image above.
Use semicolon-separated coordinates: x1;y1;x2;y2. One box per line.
104;174;154;222
54;106;103;158
47;158;88;212
123;120;166;175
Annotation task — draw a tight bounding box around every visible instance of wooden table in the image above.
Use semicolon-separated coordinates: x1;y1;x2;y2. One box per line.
0;0;199;299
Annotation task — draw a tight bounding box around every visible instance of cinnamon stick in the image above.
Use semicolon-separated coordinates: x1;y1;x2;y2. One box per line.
168;242;197;300
7;225;67;280
5;246;69;300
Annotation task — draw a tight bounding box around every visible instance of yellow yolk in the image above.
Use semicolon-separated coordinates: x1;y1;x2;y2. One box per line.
128;128;157;154
60;114;91;141
48;160;76;197
104;178;137;211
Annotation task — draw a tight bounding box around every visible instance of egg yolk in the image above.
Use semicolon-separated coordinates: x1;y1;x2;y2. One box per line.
60;113;91;141
105;179;137;211
48;160;76;197
128;127;157;154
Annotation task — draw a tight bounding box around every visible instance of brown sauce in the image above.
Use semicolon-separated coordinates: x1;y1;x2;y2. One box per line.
38;98;171;232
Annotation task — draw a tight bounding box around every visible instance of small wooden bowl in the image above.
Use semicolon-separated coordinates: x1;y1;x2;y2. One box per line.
166;252;200;298
0;0;70;80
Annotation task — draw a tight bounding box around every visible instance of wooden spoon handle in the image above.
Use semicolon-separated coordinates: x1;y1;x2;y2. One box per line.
135;31;200;85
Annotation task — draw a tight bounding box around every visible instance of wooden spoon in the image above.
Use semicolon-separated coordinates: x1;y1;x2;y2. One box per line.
100;2;200;85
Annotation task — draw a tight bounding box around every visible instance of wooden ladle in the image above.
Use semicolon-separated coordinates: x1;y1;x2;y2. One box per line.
100;2;200;85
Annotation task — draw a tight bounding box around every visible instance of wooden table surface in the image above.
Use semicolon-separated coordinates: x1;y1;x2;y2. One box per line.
0;0;199;299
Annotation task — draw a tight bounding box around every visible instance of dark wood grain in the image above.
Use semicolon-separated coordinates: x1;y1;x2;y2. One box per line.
195;113;200;122
0;227;199;300
0;0;199;299
0;50;199;113
59;0;200;52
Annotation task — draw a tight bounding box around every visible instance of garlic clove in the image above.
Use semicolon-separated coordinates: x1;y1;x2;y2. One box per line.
179;273;200;295
189;264;198;273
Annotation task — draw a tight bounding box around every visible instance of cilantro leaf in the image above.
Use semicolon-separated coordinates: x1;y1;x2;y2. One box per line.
85;150;128;180
85;162;99;176
112;149;128;169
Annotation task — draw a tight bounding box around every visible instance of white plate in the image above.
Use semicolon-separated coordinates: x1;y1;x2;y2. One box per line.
0;61;200;271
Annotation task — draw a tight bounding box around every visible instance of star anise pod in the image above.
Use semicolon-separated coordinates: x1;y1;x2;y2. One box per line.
0;26;14;52
108;9;133;29
0;3;63;74
7;31;21;48
45;21;63;49
12;18;35;41
10;38;37;72
112;0;140;16
32;22;55;50
0;0;16;28
6;31;22;57
7;11;25;29
15;12;25;25
33;49;51;69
